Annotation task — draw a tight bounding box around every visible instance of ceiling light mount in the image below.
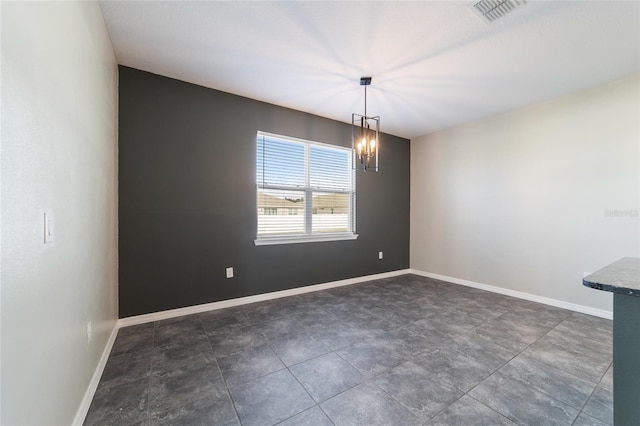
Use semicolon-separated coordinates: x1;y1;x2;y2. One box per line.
352;76;379;172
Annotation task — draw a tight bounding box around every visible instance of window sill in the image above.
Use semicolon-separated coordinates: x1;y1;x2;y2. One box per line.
254;233;359;246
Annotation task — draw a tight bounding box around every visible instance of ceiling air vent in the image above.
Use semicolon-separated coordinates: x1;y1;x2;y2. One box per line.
472;0;527;23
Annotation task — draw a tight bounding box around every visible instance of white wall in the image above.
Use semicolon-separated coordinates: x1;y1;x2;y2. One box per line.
1;2;118;424
411;74;640;313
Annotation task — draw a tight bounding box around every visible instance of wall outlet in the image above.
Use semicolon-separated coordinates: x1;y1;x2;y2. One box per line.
378;251;383;260
226;267;234;278
87;321;92;345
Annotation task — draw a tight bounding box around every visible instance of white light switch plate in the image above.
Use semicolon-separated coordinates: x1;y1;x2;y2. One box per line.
226;267;234;278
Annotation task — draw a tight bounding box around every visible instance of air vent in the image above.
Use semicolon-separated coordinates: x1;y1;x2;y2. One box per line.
472;0;527;23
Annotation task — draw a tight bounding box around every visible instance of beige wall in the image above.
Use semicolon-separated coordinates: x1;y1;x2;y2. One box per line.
411;74;640;313
1;2;118;424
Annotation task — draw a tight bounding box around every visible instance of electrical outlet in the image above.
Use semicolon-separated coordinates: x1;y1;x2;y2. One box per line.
226;267;234;278
87;321;92;345
378;251;383;260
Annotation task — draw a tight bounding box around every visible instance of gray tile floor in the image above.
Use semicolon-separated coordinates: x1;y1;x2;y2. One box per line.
85;274;613;425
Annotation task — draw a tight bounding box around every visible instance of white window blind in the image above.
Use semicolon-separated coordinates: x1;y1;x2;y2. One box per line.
256;131;356;244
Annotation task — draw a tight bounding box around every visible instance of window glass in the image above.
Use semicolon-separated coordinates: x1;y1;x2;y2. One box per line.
256;132;355;243
257;189;305;234
312;192;350;233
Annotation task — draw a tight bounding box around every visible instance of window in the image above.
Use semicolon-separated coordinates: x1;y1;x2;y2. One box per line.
255;131;357;245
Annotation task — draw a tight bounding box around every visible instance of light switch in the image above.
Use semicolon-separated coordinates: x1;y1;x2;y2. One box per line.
44;212;54;244
226;267;234;278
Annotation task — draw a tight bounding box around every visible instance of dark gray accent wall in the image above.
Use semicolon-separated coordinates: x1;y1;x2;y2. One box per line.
118;66;410;318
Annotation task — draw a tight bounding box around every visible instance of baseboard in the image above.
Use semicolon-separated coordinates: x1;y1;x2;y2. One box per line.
410;269;613;320
118;267;612;327
76;267;610;423
72;323;119;425
75;267;610;424
118;269;412;328
72;269;409;423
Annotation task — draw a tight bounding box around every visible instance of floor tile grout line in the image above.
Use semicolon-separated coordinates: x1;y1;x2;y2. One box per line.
286;360;320;404
596;359;614;387
366;373;428;424
463;315;604;423
574;380;610;425
291;349;367;404
468;371;540;426
465;393;522;426
212;356;245;426
546;318;613;354
143;321;159;423
146;318;224;421
316;404;338;426
571;410;611;426
431;306;600;425
286;281;589;424
281;359;333;424
269;404;329;426
424;393;467;425
89;275;612;425
218;354;288;389
480;318;593;403
201;318;244;426
522;318;611;380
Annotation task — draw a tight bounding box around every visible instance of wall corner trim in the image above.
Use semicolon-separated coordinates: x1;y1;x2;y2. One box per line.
72;323;119;425
409;269;613;320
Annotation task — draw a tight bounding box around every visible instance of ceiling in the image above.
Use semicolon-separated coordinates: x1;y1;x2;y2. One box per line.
99;1;640;139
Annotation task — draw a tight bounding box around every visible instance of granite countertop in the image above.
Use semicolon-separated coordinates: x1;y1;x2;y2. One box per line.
583;257;640;297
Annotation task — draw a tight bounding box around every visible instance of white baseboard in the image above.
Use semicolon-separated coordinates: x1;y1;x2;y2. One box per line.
118;267;612;327
75;269;406;422
118;269;412;328
72;323;119;425
75;267;610;424
410;269;613;320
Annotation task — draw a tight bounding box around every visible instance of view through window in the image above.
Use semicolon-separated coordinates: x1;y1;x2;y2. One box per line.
256;131;356;243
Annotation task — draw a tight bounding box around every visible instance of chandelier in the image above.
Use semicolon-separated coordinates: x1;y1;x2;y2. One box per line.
352;76;379;172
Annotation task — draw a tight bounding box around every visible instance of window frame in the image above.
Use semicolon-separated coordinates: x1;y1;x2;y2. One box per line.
255;131;358;246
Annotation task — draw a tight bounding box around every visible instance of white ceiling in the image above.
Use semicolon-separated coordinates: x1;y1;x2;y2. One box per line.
99;1;640;139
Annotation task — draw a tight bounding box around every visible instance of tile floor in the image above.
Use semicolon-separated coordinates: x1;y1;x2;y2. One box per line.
84;274;613;425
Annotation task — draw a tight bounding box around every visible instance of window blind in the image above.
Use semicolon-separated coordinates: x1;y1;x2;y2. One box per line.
256;131;355;240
